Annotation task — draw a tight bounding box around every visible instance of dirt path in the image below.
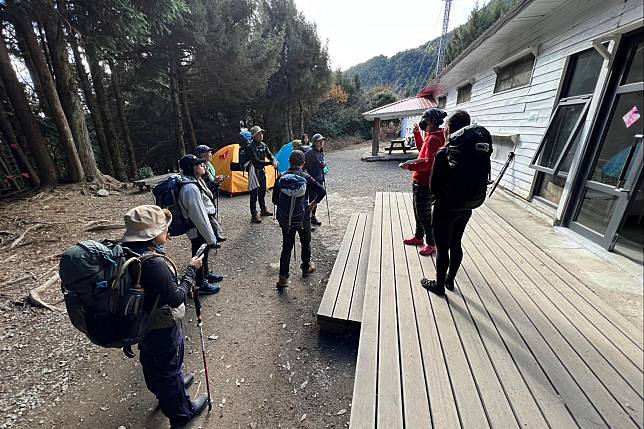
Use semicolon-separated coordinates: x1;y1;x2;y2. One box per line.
0;143;409;429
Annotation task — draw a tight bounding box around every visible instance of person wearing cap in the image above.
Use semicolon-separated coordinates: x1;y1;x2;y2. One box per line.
247;125;278;223
399;108;448;256
272;150;326;288
178;154;223;295
121;205;209;428
304;133;327;226
194;145;226;242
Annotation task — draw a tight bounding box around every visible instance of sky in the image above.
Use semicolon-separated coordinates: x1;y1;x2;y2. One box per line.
294;0;490;71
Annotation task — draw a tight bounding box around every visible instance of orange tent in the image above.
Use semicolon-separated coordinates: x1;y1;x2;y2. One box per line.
211;144;276;195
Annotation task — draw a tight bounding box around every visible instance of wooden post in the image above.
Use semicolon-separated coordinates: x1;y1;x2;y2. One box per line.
371;117;381;156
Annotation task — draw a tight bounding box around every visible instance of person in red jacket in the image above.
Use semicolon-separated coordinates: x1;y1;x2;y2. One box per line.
399;108;447;256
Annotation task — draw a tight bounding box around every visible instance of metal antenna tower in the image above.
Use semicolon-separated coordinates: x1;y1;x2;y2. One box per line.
435;0;453;76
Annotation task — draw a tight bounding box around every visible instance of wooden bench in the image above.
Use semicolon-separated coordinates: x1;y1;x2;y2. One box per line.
386;139;413;154
133;172;177;192
350;191;643;428
317;213;372;332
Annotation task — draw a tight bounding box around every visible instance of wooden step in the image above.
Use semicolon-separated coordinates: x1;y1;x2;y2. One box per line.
317;212;372;332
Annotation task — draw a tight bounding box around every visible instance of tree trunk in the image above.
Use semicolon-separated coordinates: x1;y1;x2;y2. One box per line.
69;35;114;177
43;8;100;181
0;82;39;186
108;59;136;178
87;51;127;181
12;11;85;182
15;34;51;117
178;74;197;153
0;27;56;187
169;54;186;159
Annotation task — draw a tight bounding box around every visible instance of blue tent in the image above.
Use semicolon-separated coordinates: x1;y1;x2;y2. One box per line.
275;142;294;174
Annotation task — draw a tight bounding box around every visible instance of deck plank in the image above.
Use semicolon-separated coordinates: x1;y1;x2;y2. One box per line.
376;193;403;428
350;194;383;429
349;213;372;323
390;193;432;428
399;193;461;428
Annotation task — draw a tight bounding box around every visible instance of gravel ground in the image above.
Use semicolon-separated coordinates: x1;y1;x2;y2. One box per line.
0;142;409;429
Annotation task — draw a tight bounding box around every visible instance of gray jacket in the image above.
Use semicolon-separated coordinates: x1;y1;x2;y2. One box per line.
178;175;217;244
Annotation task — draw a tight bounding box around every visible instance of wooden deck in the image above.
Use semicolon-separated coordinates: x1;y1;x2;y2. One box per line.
350;192;643;429
317;213;372;332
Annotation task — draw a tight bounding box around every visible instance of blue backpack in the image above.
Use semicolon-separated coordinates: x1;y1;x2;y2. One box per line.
152;175;193;236
231;131;253;172
277;173;307;229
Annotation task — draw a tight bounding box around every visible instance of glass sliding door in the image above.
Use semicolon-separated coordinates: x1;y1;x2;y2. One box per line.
570;33;644;256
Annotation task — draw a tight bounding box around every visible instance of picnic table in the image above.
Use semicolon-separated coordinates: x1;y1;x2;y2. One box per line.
133;172;176;192
386;138;414;154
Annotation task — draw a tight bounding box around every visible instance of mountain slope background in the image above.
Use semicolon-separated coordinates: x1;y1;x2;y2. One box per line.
345;0;516;96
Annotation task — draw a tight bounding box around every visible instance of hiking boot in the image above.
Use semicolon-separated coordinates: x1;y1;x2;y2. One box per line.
276;276;289;289
206;271;224;283
421;278;445;296
215;235;227;242
197;281;220;295
260;208;273;217
183;373;194;389
403;236;424;246
311;216;322;226
419;245;437;256
445;280;455;291
251;213;262;223
302;261;316;277
170;394;209;428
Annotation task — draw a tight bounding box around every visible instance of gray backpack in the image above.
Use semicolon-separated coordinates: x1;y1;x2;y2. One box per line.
59;240;175;348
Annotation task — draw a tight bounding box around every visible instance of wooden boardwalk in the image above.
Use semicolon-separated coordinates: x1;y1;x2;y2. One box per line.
317;213;372;332
350;192;643;429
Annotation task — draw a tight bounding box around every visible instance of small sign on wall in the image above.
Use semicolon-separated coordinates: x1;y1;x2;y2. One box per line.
623;106;640;128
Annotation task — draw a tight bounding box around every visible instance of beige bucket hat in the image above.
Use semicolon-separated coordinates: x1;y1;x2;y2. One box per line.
122;205;171;242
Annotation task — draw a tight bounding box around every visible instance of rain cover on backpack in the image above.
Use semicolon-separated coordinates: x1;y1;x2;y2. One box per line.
276;173;307;229
59;240;159;348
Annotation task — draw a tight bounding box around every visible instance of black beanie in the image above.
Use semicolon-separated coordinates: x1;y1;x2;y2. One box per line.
289;150;306;166
422;108;448;126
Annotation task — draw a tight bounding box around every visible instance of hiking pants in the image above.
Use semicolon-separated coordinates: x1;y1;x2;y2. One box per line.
279;219;312;278
432;206;472;287
139;324;195;427
412;182;434;245
249;172;267;215
309;176;324;221
190;235;210;284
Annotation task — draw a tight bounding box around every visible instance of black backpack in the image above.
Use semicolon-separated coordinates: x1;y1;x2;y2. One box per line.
277;173;308;229
152;175;193;236
59;240;177;348
445;124;493;210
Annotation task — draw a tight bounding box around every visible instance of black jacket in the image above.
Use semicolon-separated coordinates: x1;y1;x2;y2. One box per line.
248;141;275;172
272;166;326;214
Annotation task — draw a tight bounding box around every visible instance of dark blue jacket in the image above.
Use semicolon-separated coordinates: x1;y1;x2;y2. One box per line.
304;147;325;183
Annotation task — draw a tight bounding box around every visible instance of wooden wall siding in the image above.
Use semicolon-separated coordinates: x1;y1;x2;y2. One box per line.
440;0;642;200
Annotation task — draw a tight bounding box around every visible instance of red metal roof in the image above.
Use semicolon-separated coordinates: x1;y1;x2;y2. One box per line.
362;96;436;121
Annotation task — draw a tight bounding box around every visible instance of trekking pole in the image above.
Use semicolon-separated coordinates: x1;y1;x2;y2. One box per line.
321;170;331;226
273;165;278;218
192;283;213;411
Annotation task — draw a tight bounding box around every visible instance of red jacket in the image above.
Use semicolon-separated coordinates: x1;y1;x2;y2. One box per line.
407;129;445;187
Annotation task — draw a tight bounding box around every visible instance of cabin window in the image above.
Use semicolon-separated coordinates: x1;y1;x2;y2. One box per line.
531;47;604;205
456;84;471;104
437;96;447;109
494;53;535;93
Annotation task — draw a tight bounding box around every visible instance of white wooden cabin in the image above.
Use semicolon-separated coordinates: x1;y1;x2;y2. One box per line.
434;0;643;259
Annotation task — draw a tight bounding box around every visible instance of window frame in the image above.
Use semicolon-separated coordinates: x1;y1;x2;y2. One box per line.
529;97;591;176
456;83;472;105
493;52;536;94
437;95;447;109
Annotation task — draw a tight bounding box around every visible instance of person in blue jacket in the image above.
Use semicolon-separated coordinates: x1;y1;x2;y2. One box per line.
304;133;327;226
